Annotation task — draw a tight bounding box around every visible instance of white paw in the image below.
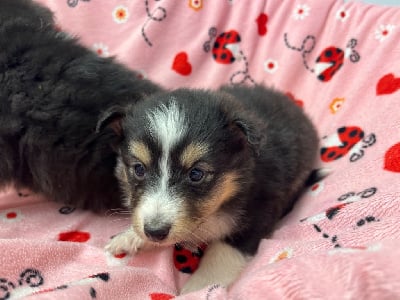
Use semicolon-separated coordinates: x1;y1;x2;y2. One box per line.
180;276;219;295
179;241;248;295
105;228;144;255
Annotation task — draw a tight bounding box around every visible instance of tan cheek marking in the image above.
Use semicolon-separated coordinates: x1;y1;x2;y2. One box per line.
158;173;240;244
128;141;152;166
114;158;128;183
164;201;194;243
180;142;208;168
199;172;240;216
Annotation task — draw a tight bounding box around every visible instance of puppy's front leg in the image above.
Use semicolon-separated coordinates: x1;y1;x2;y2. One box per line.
180;240;248;295
105;227;149;255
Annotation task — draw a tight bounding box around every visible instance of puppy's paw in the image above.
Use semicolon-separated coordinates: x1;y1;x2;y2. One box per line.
105;229;144;255
180;275;222;295
179;241;248;295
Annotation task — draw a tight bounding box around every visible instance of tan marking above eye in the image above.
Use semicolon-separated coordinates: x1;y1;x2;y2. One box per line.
180;142;209;169
128;141;152;166
199;172;240;216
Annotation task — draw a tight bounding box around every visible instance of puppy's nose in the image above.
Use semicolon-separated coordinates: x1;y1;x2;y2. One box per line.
144;224;171;242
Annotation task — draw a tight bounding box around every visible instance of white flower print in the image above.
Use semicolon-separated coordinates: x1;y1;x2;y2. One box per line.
307;181;325;197
336;8;350;22
263;59;279;74
293;4;311;21
269;248;294;264
375;24;395;42
113;5;130;24
93;43;109;57
1;209;23;223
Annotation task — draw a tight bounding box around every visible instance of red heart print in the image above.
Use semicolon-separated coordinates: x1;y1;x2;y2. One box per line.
58;231;90;243
172;52;192;76
384;142;400;172
256;13;268;36
149;293;175;300
376;73;400;95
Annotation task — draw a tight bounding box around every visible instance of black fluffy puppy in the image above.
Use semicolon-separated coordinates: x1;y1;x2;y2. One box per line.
0;0;161;210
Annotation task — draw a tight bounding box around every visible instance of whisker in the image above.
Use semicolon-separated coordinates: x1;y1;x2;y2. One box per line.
176;227;209;247
105;209;132;217
109;217;131;223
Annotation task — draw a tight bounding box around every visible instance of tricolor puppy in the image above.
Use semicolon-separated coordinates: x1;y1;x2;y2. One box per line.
99;85;319;294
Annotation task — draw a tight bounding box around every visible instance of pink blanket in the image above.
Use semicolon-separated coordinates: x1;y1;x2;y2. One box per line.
1;0;400;298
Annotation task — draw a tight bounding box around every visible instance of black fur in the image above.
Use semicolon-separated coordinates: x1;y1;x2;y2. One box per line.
104;85;319;255
220;85;319;254
0;0;162;210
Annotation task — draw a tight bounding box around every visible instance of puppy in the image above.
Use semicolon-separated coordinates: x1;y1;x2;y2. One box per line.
99;84;320;294
0;0;162;210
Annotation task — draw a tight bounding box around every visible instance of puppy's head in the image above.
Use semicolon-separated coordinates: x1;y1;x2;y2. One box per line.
98;89;261;246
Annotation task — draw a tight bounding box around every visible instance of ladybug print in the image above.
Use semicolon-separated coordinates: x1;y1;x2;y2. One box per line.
301;187;377;224
212;30;241;64
301;203;349;223
0;268;110;298
315;47;345;82
325;203;348;220
141;0;167;47
312;224;341;248
320;126;376;163
320;126;364;162
302;187;379;250
173;243;206;274
203;27;256;84
284;34;360;82
337;187;377;203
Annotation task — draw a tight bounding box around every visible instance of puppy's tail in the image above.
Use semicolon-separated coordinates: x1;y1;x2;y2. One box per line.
305;168;331;186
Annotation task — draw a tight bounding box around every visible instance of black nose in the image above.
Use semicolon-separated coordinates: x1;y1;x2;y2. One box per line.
144;224;171;242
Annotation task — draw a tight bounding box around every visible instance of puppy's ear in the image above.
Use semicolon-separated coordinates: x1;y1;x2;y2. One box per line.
96;106;126;136
228;117;265;156
220;93;265;156
234;119;263;148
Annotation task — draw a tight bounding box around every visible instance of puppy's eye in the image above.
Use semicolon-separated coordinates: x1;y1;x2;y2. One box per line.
133;163;146;180
189;167;204;183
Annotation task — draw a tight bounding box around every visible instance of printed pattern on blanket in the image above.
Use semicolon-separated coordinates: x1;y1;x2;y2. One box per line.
1;0;400;299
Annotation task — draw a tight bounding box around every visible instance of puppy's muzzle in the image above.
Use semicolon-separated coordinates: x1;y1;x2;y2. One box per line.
144;223;171;242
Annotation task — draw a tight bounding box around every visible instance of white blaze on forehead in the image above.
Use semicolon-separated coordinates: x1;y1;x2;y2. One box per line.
146;99;187;151
139;99;187;227
147;99;188;179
